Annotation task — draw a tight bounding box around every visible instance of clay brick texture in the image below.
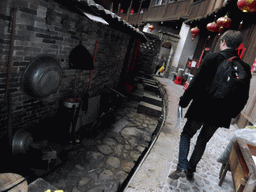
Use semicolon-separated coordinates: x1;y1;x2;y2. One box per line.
0;0;137;136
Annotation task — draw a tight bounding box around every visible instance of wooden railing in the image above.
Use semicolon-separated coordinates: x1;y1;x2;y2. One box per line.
118;10;148;25
146;0;192;22
117;0;224;25
147;0;191;21
188;0;224;20
164;0;191;20
118;13;128;22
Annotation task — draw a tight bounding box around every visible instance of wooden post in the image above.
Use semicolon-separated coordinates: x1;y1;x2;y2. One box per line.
138;0;144;14
135;1;144;25
118;3;121;13
110;2;113;12
127;0;133;15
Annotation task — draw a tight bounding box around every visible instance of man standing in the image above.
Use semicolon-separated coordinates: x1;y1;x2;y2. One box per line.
168;30;251;181
154;54;166;75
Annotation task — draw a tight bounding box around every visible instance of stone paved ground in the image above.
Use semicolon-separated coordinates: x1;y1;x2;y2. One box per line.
42;76;237;192
125;76;237;192
42;97;159;192
156;77;236;192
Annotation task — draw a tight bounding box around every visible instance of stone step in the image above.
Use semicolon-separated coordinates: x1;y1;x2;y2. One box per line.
142;78;157;83
143;83;160;95
143;92;162;107
137;101;162;118
135;76;156;84
136;83;144;92
142;79;158;87
130;90;144;101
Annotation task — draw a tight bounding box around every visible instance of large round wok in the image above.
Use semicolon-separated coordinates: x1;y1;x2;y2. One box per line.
21;55;62;98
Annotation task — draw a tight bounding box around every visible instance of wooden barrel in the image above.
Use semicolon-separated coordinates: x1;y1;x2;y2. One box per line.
0;173;28;192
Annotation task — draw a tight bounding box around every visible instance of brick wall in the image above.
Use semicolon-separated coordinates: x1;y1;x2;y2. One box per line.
0;0;132;136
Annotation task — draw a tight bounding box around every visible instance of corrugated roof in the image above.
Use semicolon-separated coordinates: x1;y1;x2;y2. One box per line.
75;0;148;42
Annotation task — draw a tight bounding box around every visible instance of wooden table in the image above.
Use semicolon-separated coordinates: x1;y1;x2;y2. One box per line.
219;138;256;192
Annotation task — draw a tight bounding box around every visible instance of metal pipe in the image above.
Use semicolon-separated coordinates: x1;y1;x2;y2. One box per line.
6;2;17;150
5;3;17;100
86;41;97;94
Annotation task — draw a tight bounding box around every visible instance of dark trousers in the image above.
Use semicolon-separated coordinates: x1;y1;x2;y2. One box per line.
177;120;219;173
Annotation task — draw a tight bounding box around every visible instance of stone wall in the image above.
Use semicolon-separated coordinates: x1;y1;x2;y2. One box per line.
0;0;133;136
136;33;161;75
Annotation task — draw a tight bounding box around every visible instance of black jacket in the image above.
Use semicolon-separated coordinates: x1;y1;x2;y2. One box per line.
179;49;251;128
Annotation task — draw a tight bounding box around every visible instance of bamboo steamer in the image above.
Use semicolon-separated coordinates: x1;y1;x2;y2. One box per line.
0;173;28;192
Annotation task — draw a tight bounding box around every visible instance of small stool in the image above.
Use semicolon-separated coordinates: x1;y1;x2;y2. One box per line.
174;76;183;85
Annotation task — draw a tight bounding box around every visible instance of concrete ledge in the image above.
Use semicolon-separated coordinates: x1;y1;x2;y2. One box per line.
28;178;58;192
137;101;162;118
136;76;155;84
143;92;162;107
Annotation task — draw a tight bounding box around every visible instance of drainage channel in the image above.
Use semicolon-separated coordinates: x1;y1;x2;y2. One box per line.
119;77;168;192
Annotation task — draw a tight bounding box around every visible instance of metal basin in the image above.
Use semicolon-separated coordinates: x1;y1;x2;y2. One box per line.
21;55;62;98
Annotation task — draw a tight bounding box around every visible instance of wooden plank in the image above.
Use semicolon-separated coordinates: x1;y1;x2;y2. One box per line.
229;143;239;174
237;113;249;129
229;140;253;192
231;154;246;192
248;144;256;156
237;138;256;177
234;140;250;179
219;163;230;186
0;173;28;191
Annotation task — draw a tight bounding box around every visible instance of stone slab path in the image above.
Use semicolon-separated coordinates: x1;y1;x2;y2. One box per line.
126;77;236;192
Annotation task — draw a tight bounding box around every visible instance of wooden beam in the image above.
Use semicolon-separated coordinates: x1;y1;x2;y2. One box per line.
127;0;133;15
110;2;113;12
237;138;256;177
118;3;121;13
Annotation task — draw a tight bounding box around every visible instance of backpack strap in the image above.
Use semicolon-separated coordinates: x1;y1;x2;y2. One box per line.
219;52;240;62
228;56;239;62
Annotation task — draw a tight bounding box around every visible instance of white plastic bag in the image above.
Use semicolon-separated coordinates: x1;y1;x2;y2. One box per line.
175;106;183;129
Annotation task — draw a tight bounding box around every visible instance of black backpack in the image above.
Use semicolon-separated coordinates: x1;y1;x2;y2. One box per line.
209;52;250;99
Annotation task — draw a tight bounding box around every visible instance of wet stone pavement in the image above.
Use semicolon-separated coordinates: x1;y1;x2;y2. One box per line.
42;99;159;192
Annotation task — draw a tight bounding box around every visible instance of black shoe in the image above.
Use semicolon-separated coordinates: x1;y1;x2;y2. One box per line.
185;171;194;181
168;169;186;180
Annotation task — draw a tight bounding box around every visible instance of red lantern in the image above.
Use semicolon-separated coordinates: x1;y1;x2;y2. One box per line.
149;25;155;32
237;0;256;13
217;15;232;32
190;27;200;41
206;22;220;32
